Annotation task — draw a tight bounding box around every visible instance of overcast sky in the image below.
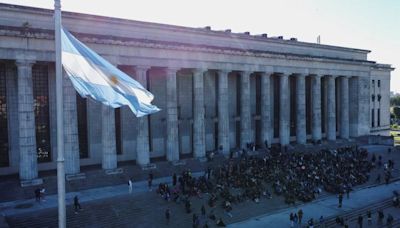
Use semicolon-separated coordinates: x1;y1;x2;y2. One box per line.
1;0;399;92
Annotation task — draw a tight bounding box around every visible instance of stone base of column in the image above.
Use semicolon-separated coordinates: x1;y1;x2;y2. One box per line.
20;178;43;187
171;160;186;166
66;173;86;181
104;168;124;175
141;163;157;171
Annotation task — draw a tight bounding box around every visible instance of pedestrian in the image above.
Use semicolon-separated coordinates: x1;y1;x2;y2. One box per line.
385;173;390;185
367;210;372;225
346;185;351;199
377;210;384;225
172;173;177;186
319;216;325;228
165;208;170;225
201;205;206;217
74;195;82;214
386;214;393;227
357;214;363;228
375;173;381;183
128;178;133;194
297;209;303;224
34;188;41;203
307;218;314;228
193;213;198;228
338;192;343;208
148;172;153;191
293;213;298;226
40;188;46;201
185;199;192;213
290;212;294;227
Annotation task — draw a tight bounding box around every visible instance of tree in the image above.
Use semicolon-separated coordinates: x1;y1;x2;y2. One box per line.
393;107;400;120
390;95;400;106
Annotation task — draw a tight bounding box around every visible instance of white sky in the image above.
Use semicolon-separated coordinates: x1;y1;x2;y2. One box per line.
1;0;399;92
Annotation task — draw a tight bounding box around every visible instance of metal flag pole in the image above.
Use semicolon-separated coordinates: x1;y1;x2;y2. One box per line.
54;0;66;227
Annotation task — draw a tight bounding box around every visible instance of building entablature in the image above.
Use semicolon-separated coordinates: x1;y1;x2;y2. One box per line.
0;3;373;61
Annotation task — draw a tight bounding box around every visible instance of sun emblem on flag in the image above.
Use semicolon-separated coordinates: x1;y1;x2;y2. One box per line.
110;75;119;85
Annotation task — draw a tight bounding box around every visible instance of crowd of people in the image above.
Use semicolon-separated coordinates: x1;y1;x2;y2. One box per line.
153;144;383;227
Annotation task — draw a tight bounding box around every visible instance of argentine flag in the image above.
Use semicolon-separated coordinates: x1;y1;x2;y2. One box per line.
61;27;160;117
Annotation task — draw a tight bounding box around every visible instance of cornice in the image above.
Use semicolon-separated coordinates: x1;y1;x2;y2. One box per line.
0;3;371;54
0;26;376;67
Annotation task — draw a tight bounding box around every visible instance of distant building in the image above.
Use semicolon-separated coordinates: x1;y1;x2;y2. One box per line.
0;3;394;185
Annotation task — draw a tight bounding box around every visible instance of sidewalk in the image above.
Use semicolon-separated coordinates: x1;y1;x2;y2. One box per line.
0;171;204;217
228;180;400;228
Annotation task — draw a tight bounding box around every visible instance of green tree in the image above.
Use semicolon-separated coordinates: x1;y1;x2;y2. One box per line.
394;107;400;119
390;95;400;106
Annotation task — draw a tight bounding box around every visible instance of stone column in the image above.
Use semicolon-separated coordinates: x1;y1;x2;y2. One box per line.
134;66;151;166
166;68;179;161
260;72;272;148
339;76;349;139
296;74;307;144
63;71;81;175
326;76;336;141
193;69;206;159
311;75;322;142
240;71;251;149
279;73;290;146
102;105;117;171
217;70;230;155
16;59;42;186
5;65;19;168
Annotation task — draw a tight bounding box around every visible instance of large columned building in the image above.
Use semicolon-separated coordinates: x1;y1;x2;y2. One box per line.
0;4;393;185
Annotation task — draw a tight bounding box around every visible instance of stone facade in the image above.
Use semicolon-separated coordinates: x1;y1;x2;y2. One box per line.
0;3;394;182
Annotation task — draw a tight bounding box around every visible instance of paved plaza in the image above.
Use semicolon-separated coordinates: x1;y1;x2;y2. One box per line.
0;145;399;227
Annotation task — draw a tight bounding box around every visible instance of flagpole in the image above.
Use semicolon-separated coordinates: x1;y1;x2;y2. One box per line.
54;0;66;228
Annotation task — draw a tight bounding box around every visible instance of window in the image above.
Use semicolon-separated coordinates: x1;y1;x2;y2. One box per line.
76;94;88;158
377;80;381;87
115;108;122;155
32;65;51;163
371;109;375;127
0;64;9;167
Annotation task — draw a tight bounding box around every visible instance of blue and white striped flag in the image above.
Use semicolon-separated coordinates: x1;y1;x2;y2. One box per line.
61;27;160;117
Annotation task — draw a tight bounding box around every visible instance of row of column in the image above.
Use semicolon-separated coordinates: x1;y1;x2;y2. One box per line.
280;73;350;145
15;59;353;183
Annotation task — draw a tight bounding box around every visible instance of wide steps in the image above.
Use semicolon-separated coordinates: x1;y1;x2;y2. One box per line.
318;198;393;228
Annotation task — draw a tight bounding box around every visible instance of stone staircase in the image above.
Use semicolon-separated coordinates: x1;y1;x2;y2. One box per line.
314;198;394;227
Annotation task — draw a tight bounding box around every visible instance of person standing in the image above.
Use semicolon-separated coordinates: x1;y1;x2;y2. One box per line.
319;216;325;228
148;172;153;191
74;195;82;214
367;210;372;225
289;213;294;227
357;214;363;228
34;188;41;203
338;193;343;208
172;173;177;186
128;178;133;194
377;210;384;225
298;209;303;225
387;214;393;227
40;188;46;201
201;205;206;217
293;214;298;227
165;208;170;225
346;185;351;199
